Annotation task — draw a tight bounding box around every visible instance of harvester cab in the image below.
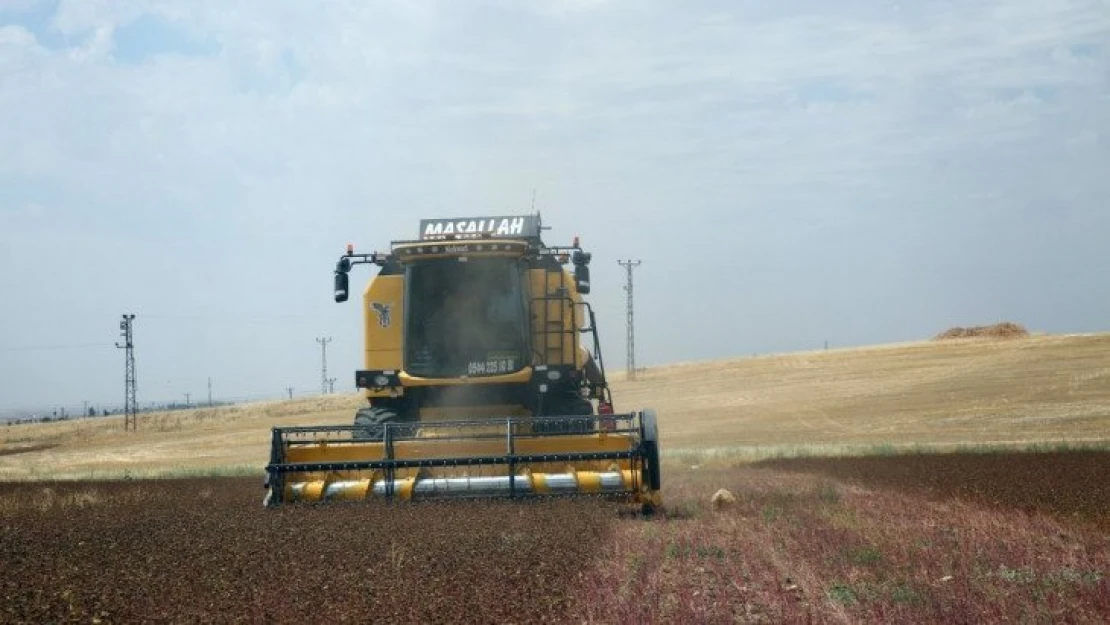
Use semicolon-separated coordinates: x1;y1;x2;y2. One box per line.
264;214;661;513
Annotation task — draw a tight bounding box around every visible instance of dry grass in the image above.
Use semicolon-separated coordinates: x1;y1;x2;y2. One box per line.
3;332;1109;479
0;396;360;480
616;332;1110;455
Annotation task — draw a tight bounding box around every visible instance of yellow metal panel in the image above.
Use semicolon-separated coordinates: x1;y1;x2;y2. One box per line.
363;274;403;370
399;368;532;387
400;251;523;262
398;477;417;501
576;472;602;493
392;240;530;259
528;267;580;367
303;481;324;500
283;433;636;464
532;472;549;494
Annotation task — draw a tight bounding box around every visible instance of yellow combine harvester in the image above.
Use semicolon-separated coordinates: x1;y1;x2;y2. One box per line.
264;214;661;512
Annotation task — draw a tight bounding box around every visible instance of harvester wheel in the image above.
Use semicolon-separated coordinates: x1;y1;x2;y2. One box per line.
639;408;662;515
353;405;404;441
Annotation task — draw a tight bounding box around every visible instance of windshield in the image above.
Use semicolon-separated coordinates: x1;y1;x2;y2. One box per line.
404;257;528;378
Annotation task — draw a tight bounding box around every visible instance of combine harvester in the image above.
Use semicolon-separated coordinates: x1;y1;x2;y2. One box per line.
264;214;662;513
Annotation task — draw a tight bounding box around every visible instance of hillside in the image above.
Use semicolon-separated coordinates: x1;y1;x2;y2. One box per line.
614;332;1110;456
2;332;1108;479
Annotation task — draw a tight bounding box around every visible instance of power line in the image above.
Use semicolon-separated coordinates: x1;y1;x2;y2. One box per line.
115;314;137;431
618;260;642;381
0;341;113;353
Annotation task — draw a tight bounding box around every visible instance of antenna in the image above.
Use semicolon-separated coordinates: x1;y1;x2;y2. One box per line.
617;260;642;380
115;314;137;431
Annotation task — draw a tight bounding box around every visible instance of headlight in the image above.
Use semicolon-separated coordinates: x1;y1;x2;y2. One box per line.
546;370;562;380
374;374;390;387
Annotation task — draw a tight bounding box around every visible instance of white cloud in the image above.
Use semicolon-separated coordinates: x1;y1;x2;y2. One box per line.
0;23;43;70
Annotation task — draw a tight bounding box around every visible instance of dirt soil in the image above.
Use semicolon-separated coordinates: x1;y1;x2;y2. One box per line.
933;321;1030;340
3;451;1108;624
0;479;619;624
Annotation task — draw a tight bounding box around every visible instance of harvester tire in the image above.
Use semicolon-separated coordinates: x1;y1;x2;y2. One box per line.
353;405;403;441
639;408;662;516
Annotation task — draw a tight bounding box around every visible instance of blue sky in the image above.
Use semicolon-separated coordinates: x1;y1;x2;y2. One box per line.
1;0;1108;415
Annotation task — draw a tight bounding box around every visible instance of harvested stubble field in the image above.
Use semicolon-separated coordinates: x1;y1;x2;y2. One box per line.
3;332;1109;478
2;331;1109;622
1;451;1107;624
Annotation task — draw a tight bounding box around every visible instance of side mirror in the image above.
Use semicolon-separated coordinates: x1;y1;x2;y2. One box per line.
574;264;590;294
334;271;349;302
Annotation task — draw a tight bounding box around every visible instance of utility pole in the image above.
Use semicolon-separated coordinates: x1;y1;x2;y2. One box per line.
327;377;336;394
316;336;332;394
184;393;191;408
207;377;212;406
286;387;294;400
115;314;137;431
618;260;642;380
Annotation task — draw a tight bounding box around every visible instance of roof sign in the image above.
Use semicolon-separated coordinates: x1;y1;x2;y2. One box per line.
419;216;540;241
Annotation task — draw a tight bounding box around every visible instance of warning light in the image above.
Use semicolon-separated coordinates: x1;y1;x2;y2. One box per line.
598;400;615;430
573;235;580;248
346;243;354;255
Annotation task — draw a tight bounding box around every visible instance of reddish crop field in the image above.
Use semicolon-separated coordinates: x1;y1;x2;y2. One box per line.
2;451;1108;624
755;449;1110;533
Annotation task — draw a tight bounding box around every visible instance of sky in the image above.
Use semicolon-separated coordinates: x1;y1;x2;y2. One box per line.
0;0;1108;415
